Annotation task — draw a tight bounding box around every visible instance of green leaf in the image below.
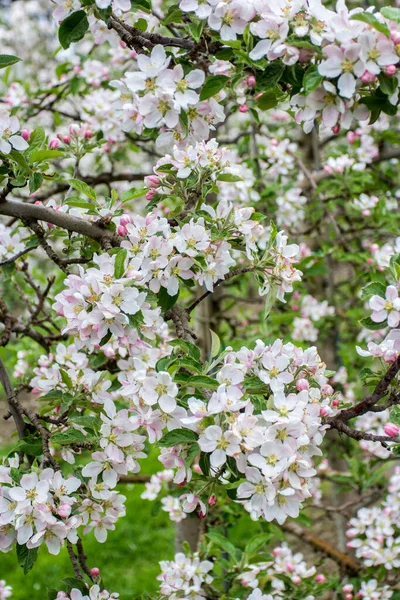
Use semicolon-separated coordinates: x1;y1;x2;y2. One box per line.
207;532;237;561
29;173;44;194
30;149;64;162
64;197;96;210
114;248;127;279
28;127;46;152
69;178;96;201
303;65;324;95
360;281;386;301
359;316;386;330
169;339;201;362
163;7;183;25
245;533;272;555
390;406;400;426
47;590;58;600
16;544;38;574
379;72;398;96
351;12;390;36
157;429;199;447
9;150;31;173
60;369;72;388
209;329;220;359
0;54;21;69
256;62;285;92
120;187;146;202
51;429;86;445
199;75;229;101
256;89;280;111
157;287;179;312
58;11;89;49
62;578;88;594
12;435;43;457
381;6;400;22
178;375;218;389
216;173;243;182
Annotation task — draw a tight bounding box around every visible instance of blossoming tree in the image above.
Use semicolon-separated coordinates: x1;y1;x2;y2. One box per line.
1;0;400;598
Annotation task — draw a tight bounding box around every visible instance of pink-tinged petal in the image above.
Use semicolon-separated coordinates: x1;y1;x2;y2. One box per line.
388;311;400;328
337;73;356;99
371;309;387;323
159;395;177;413
386;286;398;302
369;295;385;311
9;488;26;501
322;104;339;127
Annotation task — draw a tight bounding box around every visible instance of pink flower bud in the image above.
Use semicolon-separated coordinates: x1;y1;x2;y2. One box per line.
293;291;300;300
117;225;127;236
198;511;206;519
345;595;353;600
57;504;71;519
272;547;281;557
21;129;31;141
146;190;156;201
315;574;326;583
247;75;256;86
321;384;334;396
370;243;379;252
361;71;376;83
193;464;202;474
62;136;71;145
385;64;397;76
286;562;294;572
145;175;160;189
384;422;399;437
332;398;339;407
332;124;341;135
120;215;133;226
347;131;357;144
292;575;301;585
49;139;60;150
120;40;127;48
239;105;249;113
343;585;353;593
320;406;329;417
57;593;68;599
90;567;100;577
391;32;400;44
367;258;373;264
296;378;309;391
208;495;217;506
84;129;93;139
69;123;81;137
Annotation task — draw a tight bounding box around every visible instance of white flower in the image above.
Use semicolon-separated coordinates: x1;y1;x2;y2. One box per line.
0;111;28;154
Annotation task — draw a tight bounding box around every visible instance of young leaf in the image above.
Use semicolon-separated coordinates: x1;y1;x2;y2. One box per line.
199;75;229;101
0;54;22;69
351;13;390;36
114;248;128;279
30;149;64;162
16;544;39;574
58;11;89;49
157;429;199;447
69;178;96;201
209;329;221;359
381;6;400;22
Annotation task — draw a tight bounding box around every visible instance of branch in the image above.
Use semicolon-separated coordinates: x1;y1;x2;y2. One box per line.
0;356;26;439
0;197;120;248
117;474;152;484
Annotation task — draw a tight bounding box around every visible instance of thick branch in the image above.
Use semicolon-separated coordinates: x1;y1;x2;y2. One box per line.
0;198;120;247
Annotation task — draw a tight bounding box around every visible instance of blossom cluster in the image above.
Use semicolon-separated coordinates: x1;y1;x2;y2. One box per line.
111;45;224;148
292;293;335;343
0;581;12;600
55;585;119;600
157;552;213;599
346;466;400;569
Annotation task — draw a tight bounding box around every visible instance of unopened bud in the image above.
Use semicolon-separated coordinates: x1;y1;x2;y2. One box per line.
384;422;399;438
385;64;397;76
343;585;354;593
21;129;31;141
239;105;249;113
69;123;81;137
49;138;60;150
296;378;309;391
247;75;256;87
332;124;341;135
315;574;326;583
117;225;127;236
347;131;357;144
90;567;100;577
208;495;217;506
84;129;93;139
62;136;71;145
57;504;71;519
145;175;160;189
361;71;376;83
146;189;156;201
321;384;334;396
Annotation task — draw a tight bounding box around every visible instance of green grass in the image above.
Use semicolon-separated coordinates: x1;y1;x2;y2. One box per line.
0;451;175;600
